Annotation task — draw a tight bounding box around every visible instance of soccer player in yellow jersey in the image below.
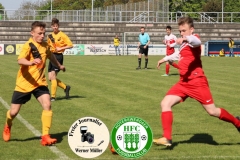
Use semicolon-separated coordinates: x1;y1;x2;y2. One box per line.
47;18;73;101
2;21;65;146
229;38;234;57
113;35;121;56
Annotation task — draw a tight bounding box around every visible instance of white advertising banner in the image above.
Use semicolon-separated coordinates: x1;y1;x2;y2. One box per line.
85;44;109;55
123;44;169;56
0;43;205;56
149;45;166;55
0;44;4;55
63;44;85;55
108;45;124;55
123;44;139;55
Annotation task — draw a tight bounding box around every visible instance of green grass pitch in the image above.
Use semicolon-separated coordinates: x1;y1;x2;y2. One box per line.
0;55;240;160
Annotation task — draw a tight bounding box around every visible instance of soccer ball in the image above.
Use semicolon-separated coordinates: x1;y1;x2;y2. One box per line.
117;135;122;141
141;135;147;141
109;143;118;155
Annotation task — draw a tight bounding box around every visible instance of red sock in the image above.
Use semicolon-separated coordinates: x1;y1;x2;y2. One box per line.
166;64;170;75
161;111;173;140
171;62;179;69
219;108;240;127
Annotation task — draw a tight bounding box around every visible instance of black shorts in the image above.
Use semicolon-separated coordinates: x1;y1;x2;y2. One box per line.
11;86;50;104
139;45;148;56
48;53;63;73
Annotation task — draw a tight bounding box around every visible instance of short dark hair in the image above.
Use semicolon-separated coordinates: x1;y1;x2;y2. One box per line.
51;18;59;25
31;21;46;31
166;26;172;30
178;16;194;28
141;27;145;30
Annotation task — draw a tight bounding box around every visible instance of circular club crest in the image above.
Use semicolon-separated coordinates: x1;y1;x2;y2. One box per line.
6;45;14;54
68;117;110;159
111;116;153;158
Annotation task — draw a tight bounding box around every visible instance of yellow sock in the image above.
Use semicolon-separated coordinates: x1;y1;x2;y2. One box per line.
57;78;66;90
6;110;13;126
41;110;53;136
51;79;57;98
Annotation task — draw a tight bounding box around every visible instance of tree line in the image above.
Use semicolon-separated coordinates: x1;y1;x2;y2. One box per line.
0;0;240;12
0;0;240;22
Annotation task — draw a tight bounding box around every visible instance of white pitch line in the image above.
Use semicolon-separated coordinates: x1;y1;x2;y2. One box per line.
0;97;70;160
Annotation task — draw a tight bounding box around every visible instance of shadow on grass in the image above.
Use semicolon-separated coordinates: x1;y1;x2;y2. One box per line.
155;133;219;150
56;95;86;101
135;67;155;70
169;73;179;76
51;131;68;143
157;73;179;76
10;131;68;144
173;133;218;148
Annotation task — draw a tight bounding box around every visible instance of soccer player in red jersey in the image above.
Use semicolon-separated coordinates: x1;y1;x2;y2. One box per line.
153;16;240;147
162;26;179;76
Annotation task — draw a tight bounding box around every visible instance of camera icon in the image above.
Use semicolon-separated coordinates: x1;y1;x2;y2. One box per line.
80;126;94;144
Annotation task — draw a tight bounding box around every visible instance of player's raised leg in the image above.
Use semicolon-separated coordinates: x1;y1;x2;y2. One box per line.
202;104;240;130
3;104;21;142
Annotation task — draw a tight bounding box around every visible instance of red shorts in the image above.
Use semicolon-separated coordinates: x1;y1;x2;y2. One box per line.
166;77;214;105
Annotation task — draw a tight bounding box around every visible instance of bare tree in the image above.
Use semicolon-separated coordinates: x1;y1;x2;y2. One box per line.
11;1;38;20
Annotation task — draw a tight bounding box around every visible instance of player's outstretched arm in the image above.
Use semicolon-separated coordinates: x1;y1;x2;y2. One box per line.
49;53;66;72
18;58;42;66
186;35;201;47
157;58;166;69
157;51;180;69
176;35;201;48
164;51;180;62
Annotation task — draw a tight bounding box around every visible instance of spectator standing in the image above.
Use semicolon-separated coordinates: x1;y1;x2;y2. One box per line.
113;35;121;56
229;38;234;57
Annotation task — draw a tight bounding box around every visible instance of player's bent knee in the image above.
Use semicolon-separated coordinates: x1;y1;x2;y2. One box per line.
42;103;51;110
10;111;18;118
203;104;220;117
160;101;172;111
205;109;219;117
207;111;217;117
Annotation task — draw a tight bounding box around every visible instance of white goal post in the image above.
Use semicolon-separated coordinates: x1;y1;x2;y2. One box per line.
123;32;140;55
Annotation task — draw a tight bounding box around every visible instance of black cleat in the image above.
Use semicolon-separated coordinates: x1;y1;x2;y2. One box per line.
50;97;55;102
64;85;71;99
136;67;141;70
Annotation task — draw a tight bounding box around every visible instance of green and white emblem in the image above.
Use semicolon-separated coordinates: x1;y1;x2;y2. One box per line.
111;116;153;158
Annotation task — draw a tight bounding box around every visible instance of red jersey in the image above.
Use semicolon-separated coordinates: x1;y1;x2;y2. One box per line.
178;34;205;81
164;34;177;55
